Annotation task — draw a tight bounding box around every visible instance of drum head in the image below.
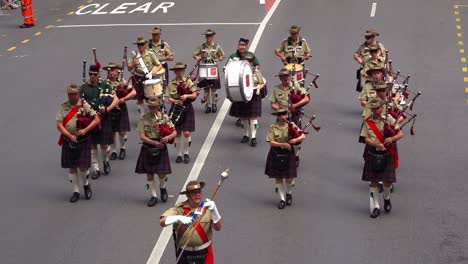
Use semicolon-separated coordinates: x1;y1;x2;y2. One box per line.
225;60;254;102
284;63;304;71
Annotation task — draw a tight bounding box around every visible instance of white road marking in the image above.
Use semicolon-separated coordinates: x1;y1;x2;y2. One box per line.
145;0;283;263
54;22;261;28
260;0;265;4
370;2;377;17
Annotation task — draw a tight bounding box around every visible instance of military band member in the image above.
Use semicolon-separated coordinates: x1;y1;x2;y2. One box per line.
193;29;225;114
135;96;177;207
361;97;403;218
360;45;385;89
148;25;174;87
227;38;260;69
127;37;163;117
166;62;199;164
228;54;265;147
80;64;119;179
57;84;100;203
104;63;136;161
160;180;222;264
265;108;305;209
275;25;311;64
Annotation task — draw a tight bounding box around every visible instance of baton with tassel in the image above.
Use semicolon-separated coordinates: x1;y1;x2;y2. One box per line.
92;48;101;69
175;169;230;263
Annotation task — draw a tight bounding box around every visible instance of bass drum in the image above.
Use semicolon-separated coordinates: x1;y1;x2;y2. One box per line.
225;60;254;102
143;79;163;98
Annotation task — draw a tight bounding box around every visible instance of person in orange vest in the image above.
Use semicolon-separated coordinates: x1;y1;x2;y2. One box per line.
20;0;35;28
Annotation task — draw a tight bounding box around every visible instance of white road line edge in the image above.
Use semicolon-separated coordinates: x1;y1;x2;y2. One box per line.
54;22;261;28
260;0;266;4
370;2;377;17
145;0;283;263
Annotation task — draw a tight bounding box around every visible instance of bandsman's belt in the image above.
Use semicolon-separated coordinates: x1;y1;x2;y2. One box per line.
183;240;211;252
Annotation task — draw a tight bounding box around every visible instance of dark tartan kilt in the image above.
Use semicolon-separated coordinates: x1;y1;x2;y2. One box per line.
132;76;146;101
361;147;396;183
90;115;114;145
170;103;195;132
112;104;131;132
135;144;172;174
229;93;262;118
198;78;221;90
265;147;297;178
61;137;91;169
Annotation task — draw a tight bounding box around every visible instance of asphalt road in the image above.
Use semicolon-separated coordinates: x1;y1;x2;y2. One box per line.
1;0;467;263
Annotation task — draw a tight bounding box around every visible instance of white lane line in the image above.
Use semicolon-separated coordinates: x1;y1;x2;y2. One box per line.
145;1;283;264
260;0;266;4
370;2;377;17
54;22;260;28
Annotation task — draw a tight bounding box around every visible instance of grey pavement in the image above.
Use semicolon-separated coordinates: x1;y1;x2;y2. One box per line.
0;0;467;263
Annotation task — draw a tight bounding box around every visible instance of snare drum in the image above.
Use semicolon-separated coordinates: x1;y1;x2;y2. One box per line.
155;67;166;81
143;79;163;98
284;63;304;83
225;60;254;102
199;63;219;80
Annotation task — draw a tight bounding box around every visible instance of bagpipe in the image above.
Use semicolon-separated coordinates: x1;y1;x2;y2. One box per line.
382;51;422;136
155;112;175;144
115;46;133;99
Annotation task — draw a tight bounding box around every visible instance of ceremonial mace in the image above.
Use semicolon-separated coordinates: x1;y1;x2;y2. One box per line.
175;169;230;263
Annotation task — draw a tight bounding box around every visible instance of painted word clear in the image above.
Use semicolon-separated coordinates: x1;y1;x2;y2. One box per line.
76;2;175;15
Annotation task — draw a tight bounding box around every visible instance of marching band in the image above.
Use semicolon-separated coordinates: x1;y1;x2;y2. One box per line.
55;24;421;262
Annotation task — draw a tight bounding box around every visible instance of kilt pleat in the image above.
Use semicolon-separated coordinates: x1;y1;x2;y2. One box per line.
135;144;172;174
229;93;262;118
90;115;114;145
361;147;396;183
265;147;297;178
170;103;195;132
112;104;131;132
61;137;91;168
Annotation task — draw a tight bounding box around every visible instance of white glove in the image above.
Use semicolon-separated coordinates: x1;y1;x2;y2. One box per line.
204;199;221;223
146;73;153;79
164;215;193;226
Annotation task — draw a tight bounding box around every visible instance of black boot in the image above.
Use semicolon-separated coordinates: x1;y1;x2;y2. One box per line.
119;149;126;160
250;138;257;147
160;188;168;202
211;104;217;113
370;208;380;218
384;199;392;213
110;152;118;160
240;136;249;143
84;184;92;200
147;196;158;207
69;192;80;203
176;156;183;163
278;200;286;209
183;154;190;164
205;104;211;113
91;169;100;180
286;193;293;205
103;161;111;175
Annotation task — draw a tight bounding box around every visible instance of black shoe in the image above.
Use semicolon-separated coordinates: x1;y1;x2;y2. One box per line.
160;188;168;202
119;149;126;160
69;192;80;203
211;104;217;113
295;156;300;168
110;152;118;160
205;105;211;113
370;208;381;218
278;200;286;209
147;196;158;207
103;161;111;175
91;169;100;180
236;118;242;127
183;154;190;164
19;24;34;28
286;194;293;206
384;199;392;213
84;184;92;200
250;138;257;147
176;156;183;163
240;136;249;143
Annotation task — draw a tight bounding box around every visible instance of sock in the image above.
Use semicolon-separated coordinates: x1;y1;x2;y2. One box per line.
183;136;190;155
188;135;192;147
175;136;182;156
242;120;249;137
370;186;380;212
286;182;293;194
148;180;157;197
101;147;109;162
383;185;392;200
70;173;80;193
214;91;218;104
79;170;89;186
250;119;258;139
119;134;127;149
277;182;286;201
159;176;167;189
91;149;99;172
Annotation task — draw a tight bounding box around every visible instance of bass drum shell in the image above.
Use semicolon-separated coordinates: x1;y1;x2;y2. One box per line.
225;60;254;103
143;79;163;98
199;63;219;80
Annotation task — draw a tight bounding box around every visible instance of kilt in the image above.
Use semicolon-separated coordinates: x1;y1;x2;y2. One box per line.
112;104;131;132
198;78;221;90
170;103;195;132
229;93;262;118
90;115;114;145
61;137;91;169
135;143;172;174
132;76;146;101
265;147;297;178
361;147;396;183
